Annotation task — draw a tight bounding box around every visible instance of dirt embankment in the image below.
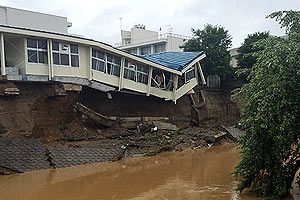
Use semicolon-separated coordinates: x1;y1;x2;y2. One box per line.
0;81;241;174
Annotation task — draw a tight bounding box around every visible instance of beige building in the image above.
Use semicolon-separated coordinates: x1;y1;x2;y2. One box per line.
0;8;206;103
0;6;72;34
116;25;190;55
229;47;239;68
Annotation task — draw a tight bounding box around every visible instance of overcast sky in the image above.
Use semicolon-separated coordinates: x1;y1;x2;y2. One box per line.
1;0;300;47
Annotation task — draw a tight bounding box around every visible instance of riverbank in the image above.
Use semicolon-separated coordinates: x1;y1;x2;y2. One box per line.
0;122;241;175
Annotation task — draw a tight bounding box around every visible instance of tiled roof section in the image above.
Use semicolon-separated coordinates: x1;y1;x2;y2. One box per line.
141;51;204;71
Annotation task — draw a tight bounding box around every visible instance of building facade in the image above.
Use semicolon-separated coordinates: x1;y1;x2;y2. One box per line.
229;47;239;68
0;6;72;34
116;25;190;55
0;26;205;103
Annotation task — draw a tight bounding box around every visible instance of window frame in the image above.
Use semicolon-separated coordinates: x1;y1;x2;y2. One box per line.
154;43;166;53
27;38;48;64
124;60;149;84
52;42;80;67
185;67;196;83
140;46;151;55
91;48;121;77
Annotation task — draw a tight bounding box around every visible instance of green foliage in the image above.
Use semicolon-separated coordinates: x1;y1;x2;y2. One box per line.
268;10;300;34
238;32;270;69
181;24;233;79
234;10;300;199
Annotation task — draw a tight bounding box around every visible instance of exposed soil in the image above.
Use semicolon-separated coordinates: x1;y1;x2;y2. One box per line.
0;81;240;174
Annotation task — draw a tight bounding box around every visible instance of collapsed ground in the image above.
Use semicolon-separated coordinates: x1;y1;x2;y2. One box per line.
0;81;242;175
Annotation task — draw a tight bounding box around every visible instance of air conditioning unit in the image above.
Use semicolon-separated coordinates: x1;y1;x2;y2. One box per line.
60;44;69;52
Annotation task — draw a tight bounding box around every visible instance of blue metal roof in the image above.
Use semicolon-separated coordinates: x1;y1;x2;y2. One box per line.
141;51;204;71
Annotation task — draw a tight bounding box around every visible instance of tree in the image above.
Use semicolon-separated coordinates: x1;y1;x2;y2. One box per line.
233;10;300;199
236;32;270;80
238;32;270;69
182;24;234;79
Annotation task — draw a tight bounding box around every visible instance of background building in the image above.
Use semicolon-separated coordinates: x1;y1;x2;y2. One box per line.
116;24;191;55
0;6;72;34
229;47;239;68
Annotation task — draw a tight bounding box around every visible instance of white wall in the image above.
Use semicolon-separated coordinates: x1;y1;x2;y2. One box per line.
166;36;185;52
131;28;158;44
0;6;69;34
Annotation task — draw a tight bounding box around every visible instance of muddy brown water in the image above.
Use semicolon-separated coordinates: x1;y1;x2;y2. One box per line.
0;144;298;200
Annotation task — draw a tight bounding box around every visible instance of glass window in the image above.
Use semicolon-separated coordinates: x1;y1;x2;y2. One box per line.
124;60;149;84
154;43;166;53
27;38;48;64
60;54;69;66
53;53;59;65
38;51;48;64
70;44;78;54
106;54;113;62
52;42;59;51
27;38;37;48
128;49;137;54
185;68;196;82
38;40;47;49
28;50;38;63
111;65;120;76
52;42;79;67
92;59;105;72
91;48;121;77
140;46;151;55
71;55;79;67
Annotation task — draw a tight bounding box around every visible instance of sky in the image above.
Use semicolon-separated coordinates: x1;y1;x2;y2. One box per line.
1;0;300;47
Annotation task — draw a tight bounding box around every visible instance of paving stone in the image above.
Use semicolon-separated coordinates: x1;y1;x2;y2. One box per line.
0;138;50;172
48;145;124;168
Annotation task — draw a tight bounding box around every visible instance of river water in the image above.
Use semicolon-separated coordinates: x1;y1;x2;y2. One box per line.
0;144;298;200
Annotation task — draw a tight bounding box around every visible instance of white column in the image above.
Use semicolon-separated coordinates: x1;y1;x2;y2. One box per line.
173;75;178;103
89;47;92;80
147;67;153;96
150;45;154;54
0;33;6;75
197;62;206;85
195;64;199;83
47;39;51;80
118;57;125;91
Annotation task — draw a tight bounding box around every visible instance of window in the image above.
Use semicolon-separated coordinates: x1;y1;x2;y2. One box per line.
185;68;196;82
127;48;137;55
124;60;149;84
140;46;151;55
154;43;166;53
106;53;121;77
136;65;148;84
27;38;48;64
91;48;121;77
92;48;105;72
52;42;79;67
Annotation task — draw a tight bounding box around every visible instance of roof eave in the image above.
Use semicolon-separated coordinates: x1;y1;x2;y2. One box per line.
181;53;206;73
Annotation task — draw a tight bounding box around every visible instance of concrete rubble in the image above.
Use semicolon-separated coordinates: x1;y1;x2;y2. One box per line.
0;82;242;175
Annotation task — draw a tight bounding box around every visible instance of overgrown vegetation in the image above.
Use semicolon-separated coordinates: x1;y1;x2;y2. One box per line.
182;24;235;79
233;10;300;199
236;32;270;80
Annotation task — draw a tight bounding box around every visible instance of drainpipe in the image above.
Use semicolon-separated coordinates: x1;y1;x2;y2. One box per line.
0;33;6;76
